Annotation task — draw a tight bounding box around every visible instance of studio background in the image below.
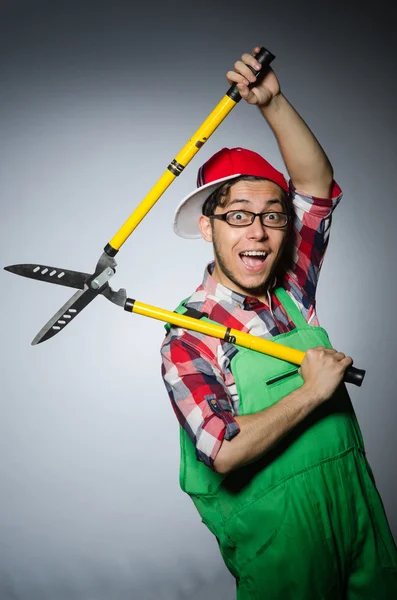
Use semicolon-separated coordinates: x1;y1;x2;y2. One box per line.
1;1;396;598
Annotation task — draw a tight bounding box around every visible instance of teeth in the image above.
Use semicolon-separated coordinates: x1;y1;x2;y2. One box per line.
240;251;267;256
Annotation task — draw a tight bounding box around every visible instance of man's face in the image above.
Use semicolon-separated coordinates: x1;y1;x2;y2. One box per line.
199;179;289;302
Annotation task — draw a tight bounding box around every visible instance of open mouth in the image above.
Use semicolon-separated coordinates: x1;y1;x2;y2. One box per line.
239;250;268;271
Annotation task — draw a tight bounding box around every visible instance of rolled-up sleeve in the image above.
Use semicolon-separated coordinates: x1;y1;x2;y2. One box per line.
161;330;239;469
289;180;343;300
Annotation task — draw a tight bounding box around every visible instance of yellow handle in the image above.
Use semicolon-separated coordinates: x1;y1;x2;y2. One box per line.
107;96;237;253
128;299;305;366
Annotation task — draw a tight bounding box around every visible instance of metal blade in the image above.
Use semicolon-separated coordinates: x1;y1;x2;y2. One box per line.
4;264;90;290
32;285;101;345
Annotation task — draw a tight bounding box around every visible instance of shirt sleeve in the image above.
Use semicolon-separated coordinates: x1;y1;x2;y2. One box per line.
288;180;343;301
160;328;240;469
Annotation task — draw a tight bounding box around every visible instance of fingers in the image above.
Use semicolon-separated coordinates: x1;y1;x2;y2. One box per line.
226;47;279;107
311;346;348;358
305;346;353;366
242;51;262;71
327;349;353;366
226;64;253;87
305;346;332;358
341;356;354;368
225;70;250;88
300;345;354;403
225;72;256;103
226;52;263;86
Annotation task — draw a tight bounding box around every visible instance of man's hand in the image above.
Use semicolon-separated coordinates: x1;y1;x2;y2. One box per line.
299;346;353;404
226;46;280;107
214;345;353;474
226;45;334;196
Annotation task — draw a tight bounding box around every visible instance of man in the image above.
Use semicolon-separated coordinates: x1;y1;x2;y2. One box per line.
161;47;397;598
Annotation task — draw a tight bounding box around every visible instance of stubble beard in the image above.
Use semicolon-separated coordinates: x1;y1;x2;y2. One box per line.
212;234;276;298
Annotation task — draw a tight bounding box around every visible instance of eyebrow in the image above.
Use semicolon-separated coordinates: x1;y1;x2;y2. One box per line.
226;198;283;208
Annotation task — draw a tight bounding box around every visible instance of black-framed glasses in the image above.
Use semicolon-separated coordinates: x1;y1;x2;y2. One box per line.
209;210;289;229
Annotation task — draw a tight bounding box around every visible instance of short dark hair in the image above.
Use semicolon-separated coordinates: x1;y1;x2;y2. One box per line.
201;175;291;217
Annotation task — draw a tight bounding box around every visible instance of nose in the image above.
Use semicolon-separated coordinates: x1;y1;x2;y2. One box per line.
246;214;269;240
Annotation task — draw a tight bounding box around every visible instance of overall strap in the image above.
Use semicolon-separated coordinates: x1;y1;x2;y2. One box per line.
274;287;308;330
164;300;208;334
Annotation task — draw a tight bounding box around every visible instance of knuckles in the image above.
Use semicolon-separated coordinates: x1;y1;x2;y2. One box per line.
306;347;322;358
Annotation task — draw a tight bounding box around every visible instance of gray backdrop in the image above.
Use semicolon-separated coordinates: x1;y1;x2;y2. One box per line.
1;1;396;599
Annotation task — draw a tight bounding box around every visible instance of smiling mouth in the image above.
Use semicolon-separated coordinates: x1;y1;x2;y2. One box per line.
239;251;268;270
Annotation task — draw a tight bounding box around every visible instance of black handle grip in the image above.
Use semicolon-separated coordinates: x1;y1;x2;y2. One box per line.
343;366;366;387
226;46;276;103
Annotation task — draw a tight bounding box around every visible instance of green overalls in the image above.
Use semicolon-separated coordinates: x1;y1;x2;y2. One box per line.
171;287;397;599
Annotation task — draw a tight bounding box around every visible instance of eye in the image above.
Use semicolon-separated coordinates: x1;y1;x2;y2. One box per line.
263;212;283;223
227;210;251;225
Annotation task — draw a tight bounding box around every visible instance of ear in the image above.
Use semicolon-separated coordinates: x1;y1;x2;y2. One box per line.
198;215;213;242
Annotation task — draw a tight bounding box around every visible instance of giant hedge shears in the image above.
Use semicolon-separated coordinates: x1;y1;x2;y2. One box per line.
4;47;366;387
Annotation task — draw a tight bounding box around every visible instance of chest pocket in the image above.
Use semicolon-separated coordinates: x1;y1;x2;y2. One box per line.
231;324;332;416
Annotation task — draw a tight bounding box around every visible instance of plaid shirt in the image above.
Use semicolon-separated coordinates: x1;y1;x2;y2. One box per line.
161;181;342;468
